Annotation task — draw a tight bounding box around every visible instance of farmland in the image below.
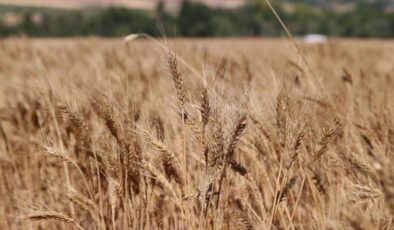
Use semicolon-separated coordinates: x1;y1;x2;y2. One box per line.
0;38;393;229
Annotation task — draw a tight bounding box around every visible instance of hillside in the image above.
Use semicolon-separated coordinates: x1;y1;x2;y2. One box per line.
0;0;246;9
0;0;393;13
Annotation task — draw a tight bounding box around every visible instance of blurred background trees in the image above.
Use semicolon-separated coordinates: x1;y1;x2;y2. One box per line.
0;0;393;37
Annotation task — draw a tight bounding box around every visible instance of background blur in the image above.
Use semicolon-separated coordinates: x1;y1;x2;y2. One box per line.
0;0;393;37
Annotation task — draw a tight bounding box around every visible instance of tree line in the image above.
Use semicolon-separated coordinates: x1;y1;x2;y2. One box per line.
0;0;393;37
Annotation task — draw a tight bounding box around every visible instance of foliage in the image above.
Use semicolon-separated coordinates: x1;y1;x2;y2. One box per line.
0;1;393;37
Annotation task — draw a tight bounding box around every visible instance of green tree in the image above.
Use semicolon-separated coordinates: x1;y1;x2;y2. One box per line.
178;0;215;36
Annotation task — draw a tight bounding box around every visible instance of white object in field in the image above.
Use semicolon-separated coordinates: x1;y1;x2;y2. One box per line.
124;34;141;43
303;34;327;44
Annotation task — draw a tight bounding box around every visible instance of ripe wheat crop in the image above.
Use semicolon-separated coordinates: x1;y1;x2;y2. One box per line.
0;38;393;229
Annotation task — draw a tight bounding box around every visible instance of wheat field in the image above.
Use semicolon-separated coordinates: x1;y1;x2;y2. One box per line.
0;37;393;229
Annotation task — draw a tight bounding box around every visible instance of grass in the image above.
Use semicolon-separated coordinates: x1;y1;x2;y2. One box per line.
0;37;393;229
